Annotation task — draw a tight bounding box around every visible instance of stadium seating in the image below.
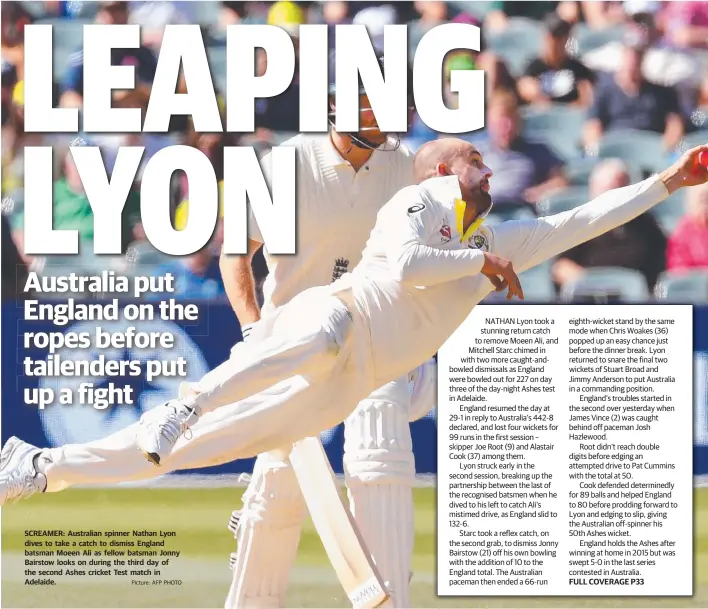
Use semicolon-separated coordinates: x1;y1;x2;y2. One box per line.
597;130;668;175
52;46;76;79
31;15;85;77
521;104;585;160
651;189;686;234
37;249;130;275
482;260;556;303
36;17;91;47
654;269;708;303
192;1;222;27
697;106;708;131
486;18;543;76
563;157;643;187
207;46;228;92
572;24;626;55
559;267;650;302
20;1;46;18
35;254;84;271
4;188;24;218
517;261;556;301
682;130;708;150
269;131;299;145
23;1;97;19
563;157;599;186
447;2;494;21
485;204;537;226
205;29;228;47
239;134;280;160
125;242;172;269
537;186;590;215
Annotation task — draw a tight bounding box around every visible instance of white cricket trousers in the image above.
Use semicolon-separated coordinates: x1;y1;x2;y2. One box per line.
43;288;375;492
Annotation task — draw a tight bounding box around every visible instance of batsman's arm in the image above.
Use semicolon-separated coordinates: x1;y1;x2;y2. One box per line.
220;162;266;334
220;148;276;335
382;191;485;287
489;146;708;273
220;238;264;329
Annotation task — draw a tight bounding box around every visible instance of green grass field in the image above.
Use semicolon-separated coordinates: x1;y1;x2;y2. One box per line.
2;486;706;608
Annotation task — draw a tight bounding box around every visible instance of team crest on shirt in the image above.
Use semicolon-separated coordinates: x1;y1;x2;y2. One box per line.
439;225;451;244
469;233;489;252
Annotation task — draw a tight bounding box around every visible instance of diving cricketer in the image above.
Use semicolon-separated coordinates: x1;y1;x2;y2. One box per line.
2;139;706;604
6;52;437;609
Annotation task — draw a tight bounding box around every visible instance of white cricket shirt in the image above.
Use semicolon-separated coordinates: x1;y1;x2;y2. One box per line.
332;173;671;388
249;134;414;316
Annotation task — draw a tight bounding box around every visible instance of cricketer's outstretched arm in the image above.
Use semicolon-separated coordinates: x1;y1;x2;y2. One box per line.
220;150;274;330
490;174;671;273
380;191;485;286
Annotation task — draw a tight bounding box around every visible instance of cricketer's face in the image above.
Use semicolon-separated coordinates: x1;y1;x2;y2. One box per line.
330;94;387;147
450;146;493;217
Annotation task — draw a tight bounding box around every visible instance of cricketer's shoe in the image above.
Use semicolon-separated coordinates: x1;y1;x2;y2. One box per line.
0;437;47;506
135;401;200;466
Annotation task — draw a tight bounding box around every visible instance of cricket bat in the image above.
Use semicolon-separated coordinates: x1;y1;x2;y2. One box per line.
289;436;390;609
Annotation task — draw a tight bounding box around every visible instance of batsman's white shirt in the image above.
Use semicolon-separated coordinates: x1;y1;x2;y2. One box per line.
249;134;415;315
233;135;418;608
331;172;671;390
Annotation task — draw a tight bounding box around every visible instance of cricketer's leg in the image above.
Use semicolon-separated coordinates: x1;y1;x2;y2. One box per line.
224;450;306;609
13;372;357;497
343;376;416;609
136;290;355;464
221;358;437;608
222;361;437;609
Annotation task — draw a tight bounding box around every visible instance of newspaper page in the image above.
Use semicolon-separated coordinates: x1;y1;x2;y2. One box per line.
1;1;706;608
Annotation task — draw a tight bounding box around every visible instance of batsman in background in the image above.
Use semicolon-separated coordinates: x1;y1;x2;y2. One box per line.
219;52;433;609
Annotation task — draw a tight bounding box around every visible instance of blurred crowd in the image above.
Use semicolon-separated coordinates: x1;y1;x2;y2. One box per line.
2;0;708;304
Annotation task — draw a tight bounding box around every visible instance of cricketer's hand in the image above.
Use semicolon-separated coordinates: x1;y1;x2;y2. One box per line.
661;144;708;193
480;252;525;301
